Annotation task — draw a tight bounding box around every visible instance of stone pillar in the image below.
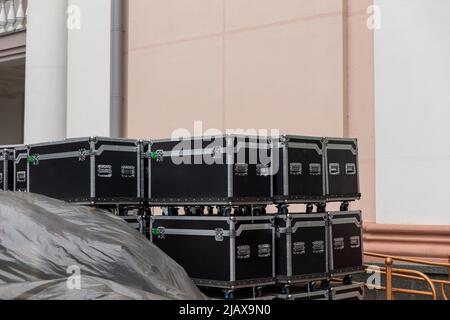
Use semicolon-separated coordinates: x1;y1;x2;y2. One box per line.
24;0;68;144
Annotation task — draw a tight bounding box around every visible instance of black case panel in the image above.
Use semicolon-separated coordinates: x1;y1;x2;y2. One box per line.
151;138;228;202
290;220;327;277
276;214;328;282
154;235;231;282
232;138;271;201
30;156;91;200
235;229;273;281
150;136;271;205
326;139;360;200
329;211;364;275
273;136;325;203
14;149;28;192
95;149;138;200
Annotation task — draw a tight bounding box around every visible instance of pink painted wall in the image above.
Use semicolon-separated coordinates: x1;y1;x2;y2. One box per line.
124;0;376;219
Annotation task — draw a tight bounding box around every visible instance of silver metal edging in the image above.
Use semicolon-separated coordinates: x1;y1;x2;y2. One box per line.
331;218;361;228
278;220;326;234
230;219;236;282
282;142;289;197
15;153;28;164
90;140;96;198
13;150;16;191
227;136;234;198
95;145;137;155
136;142;142;198
287;142;323;155
152;215;274;222
327;144;357;155
2;151;7;190
286;216;292;278
272;224;276;278
156;224;273;238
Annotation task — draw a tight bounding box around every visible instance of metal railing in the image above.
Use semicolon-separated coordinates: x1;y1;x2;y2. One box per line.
0;0;27;36
364;252;450;300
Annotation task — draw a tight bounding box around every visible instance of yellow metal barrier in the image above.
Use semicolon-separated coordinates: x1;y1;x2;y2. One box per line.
364;252;450;300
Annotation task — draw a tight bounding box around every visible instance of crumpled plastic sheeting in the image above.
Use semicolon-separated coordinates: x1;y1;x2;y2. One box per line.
0;192;205;300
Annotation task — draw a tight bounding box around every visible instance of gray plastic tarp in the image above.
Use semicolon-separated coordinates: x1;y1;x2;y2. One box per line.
0;192;205;300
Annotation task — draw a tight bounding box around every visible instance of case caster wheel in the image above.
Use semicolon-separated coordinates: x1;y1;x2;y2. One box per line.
219;206;232;217
340;201;350;212
281;285;290;295
343;275;353;286
253;206;267;216
119;206;129;217
192;206;205;216
316;203;326;213
184;207;193;216
234;207;244;216
277;204;289;215
255;287;264;298
306;204;314;214
306;281;316;292
163;207;179;216
321;279;330;289
224;290;235;300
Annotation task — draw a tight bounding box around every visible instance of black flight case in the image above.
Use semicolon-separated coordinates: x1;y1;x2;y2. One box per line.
272;135;325;206
27;137;147;211
328;211;364;279
324;138;361;203
275;213;328;293
150;215;276;299
0;147;14;192
148;135;272;215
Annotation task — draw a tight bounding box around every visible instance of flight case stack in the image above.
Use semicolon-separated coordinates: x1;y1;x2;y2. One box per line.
272;135;363;295
148;134;276;299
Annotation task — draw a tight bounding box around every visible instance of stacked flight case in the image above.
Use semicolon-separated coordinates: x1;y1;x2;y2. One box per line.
148;135;276;299
272;135;363;295
25;137;148;212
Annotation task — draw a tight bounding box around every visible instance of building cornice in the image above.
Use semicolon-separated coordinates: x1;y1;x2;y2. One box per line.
0;30;26;63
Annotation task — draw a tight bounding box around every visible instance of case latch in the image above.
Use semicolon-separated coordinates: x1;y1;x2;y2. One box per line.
293;242;306;255
329;163;340;176
256;164;270;176
121;165;136;178
237;245;251;259
151;227;166;239
309;163;321;176
289;163;302;176
312;241;325;254
350;236;361;248
258;244;271;258
334;238;345;251
234;163;249;176
215;228;225;242
97;165;113;178
28;154;39;166
346;163;356;175
153;150;164;163
17;171;26;183
78;149;89;162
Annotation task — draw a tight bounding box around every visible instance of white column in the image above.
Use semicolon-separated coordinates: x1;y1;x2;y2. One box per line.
66;0;114;138
24;0;68;144
375;0;450;225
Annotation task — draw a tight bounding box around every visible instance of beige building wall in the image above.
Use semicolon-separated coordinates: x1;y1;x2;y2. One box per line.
124;0;375;220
